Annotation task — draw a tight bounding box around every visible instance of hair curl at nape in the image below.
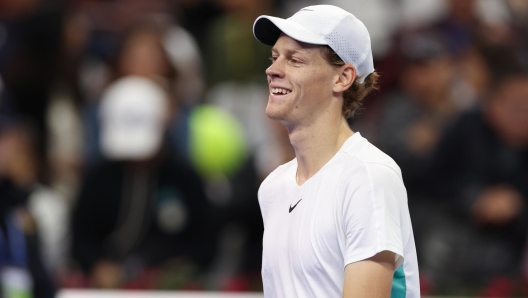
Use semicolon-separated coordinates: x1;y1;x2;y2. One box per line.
320;46;380;119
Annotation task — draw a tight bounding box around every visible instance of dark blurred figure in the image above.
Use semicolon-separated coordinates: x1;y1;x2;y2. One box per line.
420;62;528;296
373;31;462;194
71;77;216;289
0;124;55;298
0;0;64;184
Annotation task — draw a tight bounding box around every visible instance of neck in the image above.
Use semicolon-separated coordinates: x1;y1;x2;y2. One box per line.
287;113;353;185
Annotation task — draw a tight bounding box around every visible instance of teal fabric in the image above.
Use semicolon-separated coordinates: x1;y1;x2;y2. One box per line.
391;265;406;298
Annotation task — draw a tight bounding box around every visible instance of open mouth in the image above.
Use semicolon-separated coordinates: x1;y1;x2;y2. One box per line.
271;87;292;95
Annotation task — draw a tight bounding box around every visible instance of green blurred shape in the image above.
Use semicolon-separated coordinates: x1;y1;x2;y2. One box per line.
189;105;247;179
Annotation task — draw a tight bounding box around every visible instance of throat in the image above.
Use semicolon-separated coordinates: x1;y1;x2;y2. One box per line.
291;122;354;186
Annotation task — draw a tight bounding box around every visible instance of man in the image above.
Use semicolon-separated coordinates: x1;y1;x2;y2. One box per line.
252;5;419;297
72;77;215;288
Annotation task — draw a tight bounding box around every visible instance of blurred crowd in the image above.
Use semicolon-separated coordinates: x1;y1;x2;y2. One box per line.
0;0;527;297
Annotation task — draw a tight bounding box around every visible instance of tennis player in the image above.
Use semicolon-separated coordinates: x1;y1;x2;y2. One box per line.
253;5;419;298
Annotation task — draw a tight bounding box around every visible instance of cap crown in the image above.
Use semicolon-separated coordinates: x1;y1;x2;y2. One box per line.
288;5;373;80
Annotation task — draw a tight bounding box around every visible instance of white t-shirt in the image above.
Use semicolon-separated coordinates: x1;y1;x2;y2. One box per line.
258;132;420;298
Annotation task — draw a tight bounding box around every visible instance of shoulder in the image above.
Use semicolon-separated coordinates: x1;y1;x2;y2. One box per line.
258;158;296;201
341;134;402;179
261;158;296;185
339;138;409;237
336;136;405;203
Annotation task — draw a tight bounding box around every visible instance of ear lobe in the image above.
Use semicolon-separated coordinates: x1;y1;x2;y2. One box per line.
333;65;356;93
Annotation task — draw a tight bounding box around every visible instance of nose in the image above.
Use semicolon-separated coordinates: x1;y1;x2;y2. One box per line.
266;59;284;79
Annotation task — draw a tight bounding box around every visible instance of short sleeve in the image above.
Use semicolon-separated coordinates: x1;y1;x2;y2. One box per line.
342;162;406;269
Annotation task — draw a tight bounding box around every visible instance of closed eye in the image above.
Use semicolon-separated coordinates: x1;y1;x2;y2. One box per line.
288;57;304;66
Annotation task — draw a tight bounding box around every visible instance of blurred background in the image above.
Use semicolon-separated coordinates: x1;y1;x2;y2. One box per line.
0;0;527;297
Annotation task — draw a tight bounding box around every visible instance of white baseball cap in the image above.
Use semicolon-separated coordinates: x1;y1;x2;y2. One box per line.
100;76;168;160
253;5;374;82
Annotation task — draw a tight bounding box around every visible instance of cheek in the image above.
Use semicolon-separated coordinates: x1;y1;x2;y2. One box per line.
296;70;332;95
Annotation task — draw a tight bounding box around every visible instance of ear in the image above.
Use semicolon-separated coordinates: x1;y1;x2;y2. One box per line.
333;64;356;93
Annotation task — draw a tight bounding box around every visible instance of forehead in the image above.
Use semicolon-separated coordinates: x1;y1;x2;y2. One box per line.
271;34;322;54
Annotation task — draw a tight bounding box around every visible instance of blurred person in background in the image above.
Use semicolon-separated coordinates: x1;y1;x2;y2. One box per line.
71;76;216;290
83;19;207;166
0;0;64;185
84;21;178;165
79;17;265;290
420;59;528;296
0;0;76;290
46;5;89;203
374;30;462;195
0;123;56;298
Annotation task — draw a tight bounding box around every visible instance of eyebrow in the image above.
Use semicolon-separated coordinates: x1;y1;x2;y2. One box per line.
271;47;305;55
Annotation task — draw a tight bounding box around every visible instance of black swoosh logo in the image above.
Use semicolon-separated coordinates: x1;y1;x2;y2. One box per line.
289;199;302;213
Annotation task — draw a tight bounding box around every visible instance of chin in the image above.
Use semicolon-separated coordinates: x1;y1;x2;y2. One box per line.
265;109;284;121
265;104;288;121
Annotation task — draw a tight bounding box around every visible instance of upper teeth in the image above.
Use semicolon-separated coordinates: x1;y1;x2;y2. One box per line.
272;88;291;94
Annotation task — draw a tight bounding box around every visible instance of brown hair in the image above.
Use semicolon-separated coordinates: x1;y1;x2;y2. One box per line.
320;46;379;118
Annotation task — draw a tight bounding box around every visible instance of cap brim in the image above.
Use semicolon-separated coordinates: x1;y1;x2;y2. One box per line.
253;16;327;46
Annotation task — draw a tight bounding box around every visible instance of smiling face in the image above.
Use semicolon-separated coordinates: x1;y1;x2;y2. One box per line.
265;34;339;125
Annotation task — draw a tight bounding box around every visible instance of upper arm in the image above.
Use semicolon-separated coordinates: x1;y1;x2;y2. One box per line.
343;250;396;298
340;161;406;297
